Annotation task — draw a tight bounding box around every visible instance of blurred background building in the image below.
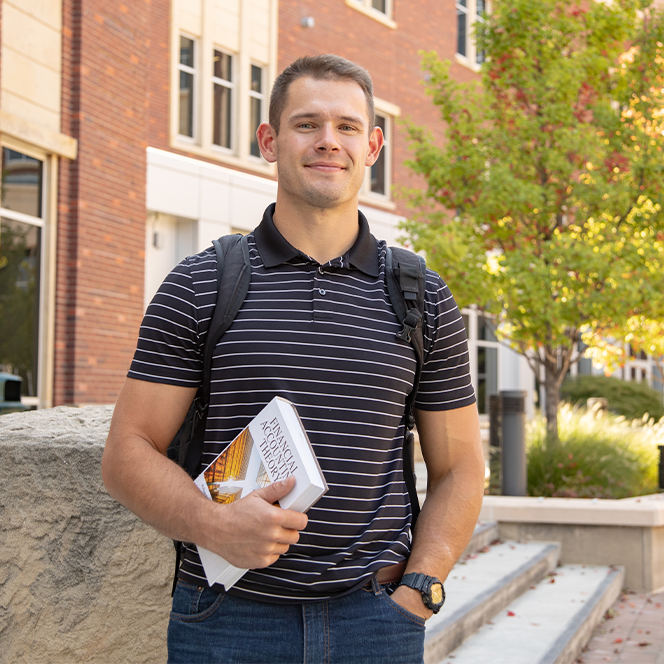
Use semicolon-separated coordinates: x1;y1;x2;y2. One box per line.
1;0;655;414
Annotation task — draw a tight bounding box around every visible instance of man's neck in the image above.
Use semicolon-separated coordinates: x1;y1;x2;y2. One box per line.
272;198;361;264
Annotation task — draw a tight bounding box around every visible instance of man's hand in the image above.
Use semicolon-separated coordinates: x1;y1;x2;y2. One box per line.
389;585;433;621
202;477;308;569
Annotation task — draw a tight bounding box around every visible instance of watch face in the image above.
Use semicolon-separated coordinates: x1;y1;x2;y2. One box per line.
430;583;444;606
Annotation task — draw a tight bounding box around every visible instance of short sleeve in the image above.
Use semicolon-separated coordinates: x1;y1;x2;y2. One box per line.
414;270;477;411
127;259;204;387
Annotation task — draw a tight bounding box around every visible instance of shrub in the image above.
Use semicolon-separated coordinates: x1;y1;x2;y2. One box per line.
527;404;661;499
561;375;664;422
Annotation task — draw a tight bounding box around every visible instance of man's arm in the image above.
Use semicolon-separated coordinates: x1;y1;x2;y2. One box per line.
390;403;485;618
102;377;308;570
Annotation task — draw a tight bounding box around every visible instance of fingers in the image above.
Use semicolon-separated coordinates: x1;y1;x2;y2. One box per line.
252;478;309;532
255;476;296;503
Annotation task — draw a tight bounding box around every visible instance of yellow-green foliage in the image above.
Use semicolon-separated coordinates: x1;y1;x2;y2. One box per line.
527;404;661;498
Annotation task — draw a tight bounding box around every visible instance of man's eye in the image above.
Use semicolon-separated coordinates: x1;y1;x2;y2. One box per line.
340;125;356;131
298;123;314;129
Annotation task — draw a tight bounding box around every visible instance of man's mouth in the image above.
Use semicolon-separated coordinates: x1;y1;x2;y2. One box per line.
305;162;346;172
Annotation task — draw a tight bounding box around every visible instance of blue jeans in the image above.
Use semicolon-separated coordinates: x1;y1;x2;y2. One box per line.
167;576;426;663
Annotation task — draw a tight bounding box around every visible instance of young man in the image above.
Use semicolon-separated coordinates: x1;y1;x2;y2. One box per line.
102;55;485;663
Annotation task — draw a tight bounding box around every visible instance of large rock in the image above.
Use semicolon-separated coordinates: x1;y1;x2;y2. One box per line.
0;406;171;663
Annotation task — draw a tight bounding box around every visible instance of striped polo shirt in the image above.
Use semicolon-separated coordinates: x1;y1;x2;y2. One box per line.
128;204;476;603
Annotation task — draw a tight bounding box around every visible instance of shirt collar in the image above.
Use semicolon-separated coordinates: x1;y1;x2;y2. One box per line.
254;203;379;277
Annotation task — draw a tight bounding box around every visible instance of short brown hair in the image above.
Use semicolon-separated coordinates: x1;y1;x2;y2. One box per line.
269;55;375;133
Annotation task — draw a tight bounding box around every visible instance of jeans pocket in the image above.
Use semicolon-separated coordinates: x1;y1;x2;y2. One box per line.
170;581;225;623
378;586;427;627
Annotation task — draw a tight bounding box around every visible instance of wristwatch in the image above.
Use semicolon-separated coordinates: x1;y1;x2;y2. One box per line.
399;573;445;613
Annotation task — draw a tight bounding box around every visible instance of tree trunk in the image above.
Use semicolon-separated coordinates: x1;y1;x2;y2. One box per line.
544;356;560;444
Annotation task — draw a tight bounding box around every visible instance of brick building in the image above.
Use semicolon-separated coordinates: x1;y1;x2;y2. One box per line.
2;0;543;412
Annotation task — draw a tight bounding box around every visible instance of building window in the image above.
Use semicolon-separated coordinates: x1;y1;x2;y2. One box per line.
457;0;468;57
179;35;196;138
456;0;489;68
213;50;234;150
346;0;395;26
361;106;397;203
476;313;498;414
249;65;265;159
370;114;388;195
0;148;43;398
475;0;487;64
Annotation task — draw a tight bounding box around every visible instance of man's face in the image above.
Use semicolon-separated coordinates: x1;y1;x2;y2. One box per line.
257;76;383;211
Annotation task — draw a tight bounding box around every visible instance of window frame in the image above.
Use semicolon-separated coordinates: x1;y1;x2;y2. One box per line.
455;0;490;72
178;33;198;142
359;99;399;209
0;137;56;408
248;63;266;161
461;306;500;416
211;48;236;153
345;0;396;29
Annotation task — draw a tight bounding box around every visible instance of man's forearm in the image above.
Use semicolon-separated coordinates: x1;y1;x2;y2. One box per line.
102;431;216;546
405;462;485;583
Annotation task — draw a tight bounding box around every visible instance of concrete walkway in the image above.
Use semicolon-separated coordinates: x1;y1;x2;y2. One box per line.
579;589;664;663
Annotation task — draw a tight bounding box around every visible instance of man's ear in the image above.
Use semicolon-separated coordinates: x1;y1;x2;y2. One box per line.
257;123;277;163
365;125;385;168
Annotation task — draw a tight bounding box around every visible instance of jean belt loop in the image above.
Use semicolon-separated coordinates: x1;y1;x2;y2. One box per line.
371;575;382;595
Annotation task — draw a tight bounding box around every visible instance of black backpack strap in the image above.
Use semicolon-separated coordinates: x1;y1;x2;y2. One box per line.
386;246;427;527
180;234;252;477
171;234;251;596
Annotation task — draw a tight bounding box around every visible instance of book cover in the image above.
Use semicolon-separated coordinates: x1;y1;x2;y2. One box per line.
193;396;328;589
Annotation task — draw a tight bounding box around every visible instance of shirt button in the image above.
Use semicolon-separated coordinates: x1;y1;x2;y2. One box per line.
318;267;324;274
318;288;326;296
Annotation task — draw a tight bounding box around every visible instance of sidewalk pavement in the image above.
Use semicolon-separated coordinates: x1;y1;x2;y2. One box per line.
578;589;664;663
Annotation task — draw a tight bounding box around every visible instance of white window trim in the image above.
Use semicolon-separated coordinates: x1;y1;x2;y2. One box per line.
455;0;489;73
345;0;396;29
359;98;399;210
177;32;198;143
0;136;57;408
211;48;236;154
248;63;266;162
462;306;500;415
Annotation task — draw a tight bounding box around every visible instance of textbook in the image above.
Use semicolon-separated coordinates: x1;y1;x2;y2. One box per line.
193;396;328;589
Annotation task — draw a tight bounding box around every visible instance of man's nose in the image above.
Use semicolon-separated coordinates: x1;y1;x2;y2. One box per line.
315;125;340;151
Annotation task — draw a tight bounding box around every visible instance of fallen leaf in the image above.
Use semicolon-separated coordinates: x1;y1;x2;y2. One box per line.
613;638;623;643
549;579;556;584
638;642;651;647
507;611;516;617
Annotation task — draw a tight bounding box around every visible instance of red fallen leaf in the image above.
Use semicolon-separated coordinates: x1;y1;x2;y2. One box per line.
507;611;516;616
613;638;623;643
549;579;556;584
630;603;636;608
656;603;662;608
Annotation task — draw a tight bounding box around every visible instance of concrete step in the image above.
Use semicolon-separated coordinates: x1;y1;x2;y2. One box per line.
435;564;624;664
424;539;561;664
461;521;499;559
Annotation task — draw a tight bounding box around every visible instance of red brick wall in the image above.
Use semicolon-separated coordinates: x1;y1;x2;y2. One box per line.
147;0;170;150
278;0;480;218
56;0;152;405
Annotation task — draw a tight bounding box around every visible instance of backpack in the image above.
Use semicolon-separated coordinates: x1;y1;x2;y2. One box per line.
167;234;426;594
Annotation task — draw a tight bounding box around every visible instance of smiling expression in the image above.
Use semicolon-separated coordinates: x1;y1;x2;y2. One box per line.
258;76;383;211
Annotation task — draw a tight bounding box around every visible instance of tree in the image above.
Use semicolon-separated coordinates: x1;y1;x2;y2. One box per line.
402;0;664;441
